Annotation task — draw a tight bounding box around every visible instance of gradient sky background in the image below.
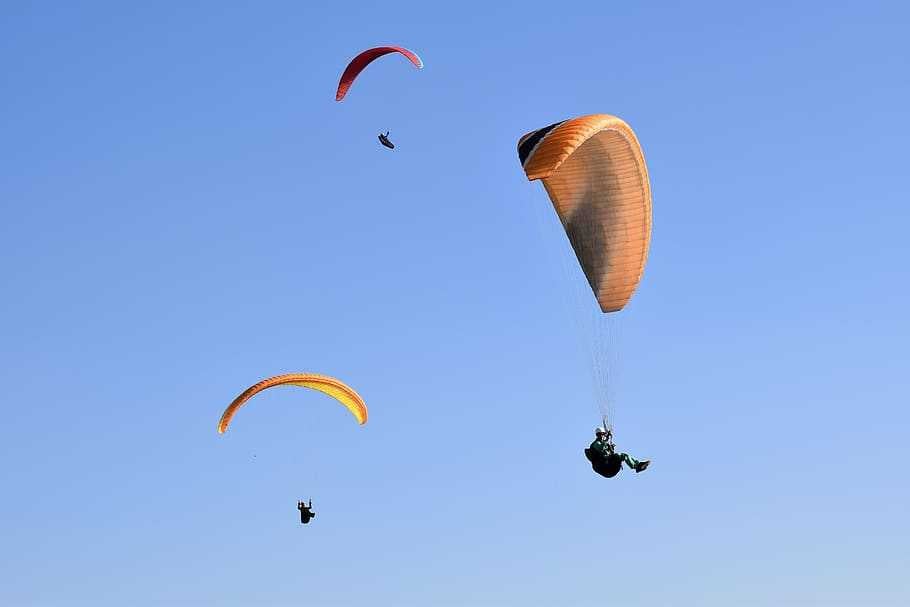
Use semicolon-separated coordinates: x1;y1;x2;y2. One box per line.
2;2;908;606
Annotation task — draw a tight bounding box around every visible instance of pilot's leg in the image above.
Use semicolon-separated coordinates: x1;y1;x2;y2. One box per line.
620;453;650;472
619;453;640;468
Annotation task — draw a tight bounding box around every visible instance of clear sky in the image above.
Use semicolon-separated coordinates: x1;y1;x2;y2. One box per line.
1;2;908;606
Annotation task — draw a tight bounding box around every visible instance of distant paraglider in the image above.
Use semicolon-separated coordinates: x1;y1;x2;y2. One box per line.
336;46;422;149
217;373;368;434
218;374;366;525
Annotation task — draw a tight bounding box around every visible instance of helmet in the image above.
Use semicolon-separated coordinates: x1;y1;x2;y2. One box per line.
595;426;606;435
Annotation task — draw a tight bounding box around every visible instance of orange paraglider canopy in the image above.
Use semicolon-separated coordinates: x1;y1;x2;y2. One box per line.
518;114;652;313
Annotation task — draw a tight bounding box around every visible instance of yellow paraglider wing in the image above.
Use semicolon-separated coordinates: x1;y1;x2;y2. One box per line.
217;373;368;434
518;114;652;313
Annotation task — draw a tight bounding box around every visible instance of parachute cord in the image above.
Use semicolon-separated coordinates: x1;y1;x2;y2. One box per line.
561;168;620;436
528;186;621;434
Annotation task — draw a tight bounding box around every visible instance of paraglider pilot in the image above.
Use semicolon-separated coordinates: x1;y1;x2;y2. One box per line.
585;427;650;478
378;131;395;149
298;499;316;524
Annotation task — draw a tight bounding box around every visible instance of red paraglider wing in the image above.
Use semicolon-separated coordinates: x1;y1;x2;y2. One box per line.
335;46;423;101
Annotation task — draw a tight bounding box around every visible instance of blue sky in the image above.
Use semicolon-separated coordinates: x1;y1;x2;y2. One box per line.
1;1;908;605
